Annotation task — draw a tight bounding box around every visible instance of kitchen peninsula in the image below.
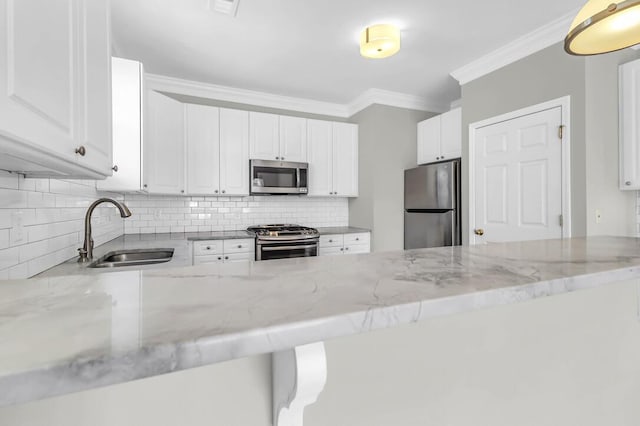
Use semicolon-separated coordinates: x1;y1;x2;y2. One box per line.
1;237;640;424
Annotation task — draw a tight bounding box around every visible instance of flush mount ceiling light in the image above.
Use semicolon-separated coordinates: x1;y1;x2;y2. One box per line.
565;0;640;55
360;24;401;59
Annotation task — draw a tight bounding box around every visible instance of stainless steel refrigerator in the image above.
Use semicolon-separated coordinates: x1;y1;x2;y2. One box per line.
404;159;461;249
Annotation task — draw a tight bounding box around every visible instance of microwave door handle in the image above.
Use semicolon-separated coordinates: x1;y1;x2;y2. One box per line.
296;167;300;188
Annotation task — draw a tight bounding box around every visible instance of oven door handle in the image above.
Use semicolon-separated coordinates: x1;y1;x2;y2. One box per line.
262;244;318;251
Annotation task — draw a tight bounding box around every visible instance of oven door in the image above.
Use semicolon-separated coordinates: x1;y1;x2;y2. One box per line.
257;239;318;261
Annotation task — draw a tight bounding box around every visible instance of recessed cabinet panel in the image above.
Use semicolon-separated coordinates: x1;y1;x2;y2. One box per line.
440;107;462;160
620;59;640;190
279;116;307;162
78;0;111;174
0;0;112;177
219;108;249;196
417;108;461;165
186;104;220;195
333;122;358;197
249;112;279;161
417;116;441;165
307;119;333;196
145;90;185;194
97;57;143;192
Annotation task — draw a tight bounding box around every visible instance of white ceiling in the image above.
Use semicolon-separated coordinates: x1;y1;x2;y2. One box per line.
111;0;586;110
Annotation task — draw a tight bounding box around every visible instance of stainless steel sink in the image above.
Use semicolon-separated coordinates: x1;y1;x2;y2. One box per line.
89;248;174;268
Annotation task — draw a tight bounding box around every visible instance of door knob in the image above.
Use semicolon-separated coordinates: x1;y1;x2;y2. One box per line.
474;228;484;236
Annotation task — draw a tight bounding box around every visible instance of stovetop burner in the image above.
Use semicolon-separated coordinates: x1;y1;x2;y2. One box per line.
247;224;319;238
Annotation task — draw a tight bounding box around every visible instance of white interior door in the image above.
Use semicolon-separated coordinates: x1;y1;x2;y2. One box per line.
473;107;563;243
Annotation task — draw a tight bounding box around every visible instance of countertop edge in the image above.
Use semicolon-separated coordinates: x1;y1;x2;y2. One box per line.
3;262;637;407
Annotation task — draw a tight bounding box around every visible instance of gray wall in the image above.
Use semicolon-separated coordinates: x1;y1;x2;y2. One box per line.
348;105;435;252
585;49;640;236
462;42;640;243
462;43;587;243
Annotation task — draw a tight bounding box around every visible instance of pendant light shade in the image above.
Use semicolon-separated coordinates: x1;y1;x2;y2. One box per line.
360;24;401;59
565;0;640;55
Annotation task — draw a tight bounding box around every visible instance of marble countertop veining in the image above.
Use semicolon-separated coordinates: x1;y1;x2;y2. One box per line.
3;237;640;407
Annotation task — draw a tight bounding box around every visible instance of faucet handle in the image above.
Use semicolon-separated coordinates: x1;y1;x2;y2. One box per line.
77;247;89;263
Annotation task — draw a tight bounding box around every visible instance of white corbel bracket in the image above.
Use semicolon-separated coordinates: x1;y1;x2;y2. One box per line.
272;342;327;426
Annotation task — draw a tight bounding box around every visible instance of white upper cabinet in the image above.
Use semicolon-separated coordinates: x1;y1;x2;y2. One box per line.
307;119;333;196
0;0;112;178
279;116;307;162
219;108;249;196
620;58;640;190
249;112;279;161
249;112;307;162
332;122;358;197
307;120;358;197
145;90;185;194
98;57;144;192
186;104;220;195
417;107;461;165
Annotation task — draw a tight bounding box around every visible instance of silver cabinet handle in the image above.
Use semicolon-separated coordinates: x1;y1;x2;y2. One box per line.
355;237;359;241
441;156;445;159
75;146;86;156
224;256;229;260
206;246;211;250
625;181;632;186
281;157;284;160
276;156;280;160
143;184;148;188
345;247;349;251
181;190;184;193
222;190;226;194
237;244;242;248
340;248;344;251
328;239;333;242
217;256;222;260
112;165;118;172
215;190;219;193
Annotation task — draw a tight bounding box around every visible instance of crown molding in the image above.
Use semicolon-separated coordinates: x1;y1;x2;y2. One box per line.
145;74;442;118
346;88;448;116
450;8;580;85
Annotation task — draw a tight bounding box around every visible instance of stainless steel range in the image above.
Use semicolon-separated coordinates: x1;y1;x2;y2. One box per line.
247;224;320;261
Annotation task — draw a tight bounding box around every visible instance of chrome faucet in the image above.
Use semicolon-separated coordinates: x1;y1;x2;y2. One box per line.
78;198;132;263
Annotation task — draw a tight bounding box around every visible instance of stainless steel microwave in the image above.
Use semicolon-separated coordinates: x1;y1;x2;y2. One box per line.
250;159;309;195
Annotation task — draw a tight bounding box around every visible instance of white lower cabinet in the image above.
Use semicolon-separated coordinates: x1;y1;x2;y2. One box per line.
319;232;370;256
192;239;255;265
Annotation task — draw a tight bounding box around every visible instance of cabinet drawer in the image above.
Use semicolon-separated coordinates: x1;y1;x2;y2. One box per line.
224;252;254;262
223;239;255;253
344;232;370;246
344;244;370;254
193;240;223;255
193;254;225;265
319;234;344;247
319;246;344;256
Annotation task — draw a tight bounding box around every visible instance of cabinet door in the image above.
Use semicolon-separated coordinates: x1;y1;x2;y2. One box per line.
97;58;143;192
76;0;111;174
219;108;249;196
279;116;307;162
620;58;640;190
145;90;185;194
307;119;333;196
332;122;358;197
417;116;441;164
0;0;78;163
440;107;462;160
249;112;279;160
186;104;220;195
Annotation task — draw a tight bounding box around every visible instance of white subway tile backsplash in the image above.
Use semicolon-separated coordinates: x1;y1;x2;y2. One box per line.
0;171;123;279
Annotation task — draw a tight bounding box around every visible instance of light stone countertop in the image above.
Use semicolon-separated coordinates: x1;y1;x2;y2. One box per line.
3;236;640;407
316;226;371;235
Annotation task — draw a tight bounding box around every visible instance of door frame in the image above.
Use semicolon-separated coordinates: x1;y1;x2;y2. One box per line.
468;96;572;245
